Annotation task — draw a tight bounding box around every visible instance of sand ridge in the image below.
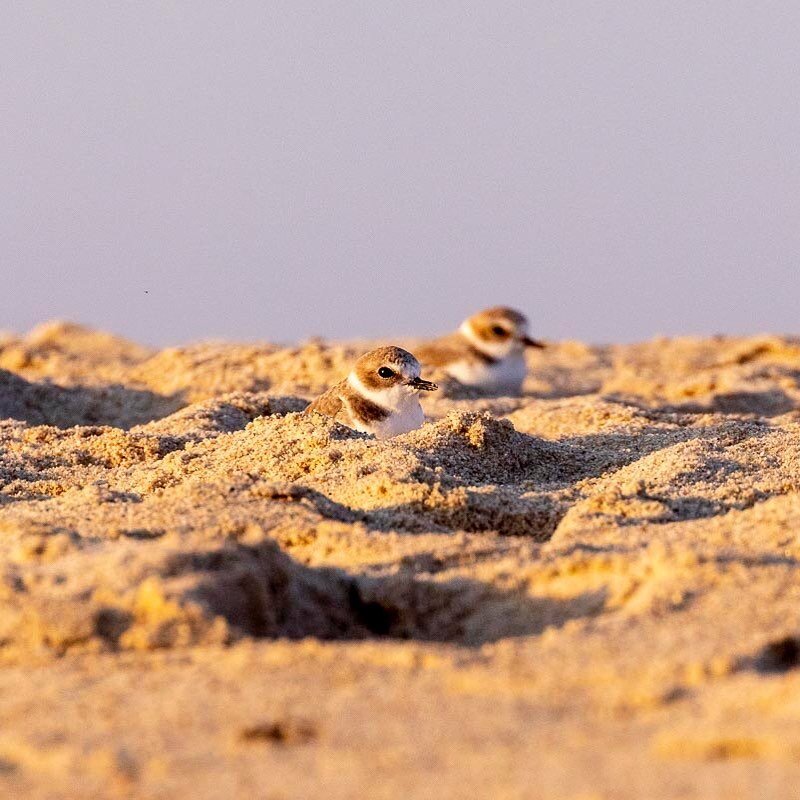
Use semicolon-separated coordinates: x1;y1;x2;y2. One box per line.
1;322;800;798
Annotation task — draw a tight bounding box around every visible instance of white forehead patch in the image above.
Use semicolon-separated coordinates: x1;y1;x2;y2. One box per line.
395;359;420;380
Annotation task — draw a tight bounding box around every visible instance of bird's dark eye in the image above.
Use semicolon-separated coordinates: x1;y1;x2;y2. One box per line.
378;366;395;379
491;325;509;338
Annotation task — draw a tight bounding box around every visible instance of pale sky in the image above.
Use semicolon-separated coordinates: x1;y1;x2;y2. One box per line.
2;2;799;346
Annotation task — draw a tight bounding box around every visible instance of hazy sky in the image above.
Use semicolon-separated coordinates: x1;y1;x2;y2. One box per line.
3;2;799;346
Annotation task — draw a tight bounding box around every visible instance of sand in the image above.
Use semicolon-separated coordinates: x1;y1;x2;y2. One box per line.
2;321;800;798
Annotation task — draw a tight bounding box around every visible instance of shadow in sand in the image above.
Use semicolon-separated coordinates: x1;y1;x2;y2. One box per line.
254;481;565;539
559;416;773;482
0;368;184;429
161;539;606;645
751;636;800;673
669;389;797;417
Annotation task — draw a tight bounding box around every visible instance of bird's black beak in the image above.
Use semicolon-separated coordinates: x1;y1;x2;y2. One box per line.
407;376;438;391
520;335;546;349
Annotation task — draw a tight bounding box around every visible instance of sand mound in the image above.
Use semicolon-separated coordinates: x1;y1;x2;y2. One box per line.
3;322;800;798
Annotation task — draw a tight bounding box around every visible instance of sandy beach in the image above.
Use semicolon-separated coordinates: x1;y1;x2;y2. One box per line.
2;321;800;798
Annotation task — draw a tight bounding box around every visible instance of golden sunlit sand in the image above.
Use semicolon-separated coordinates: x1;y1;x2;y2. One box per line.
2;322;800;798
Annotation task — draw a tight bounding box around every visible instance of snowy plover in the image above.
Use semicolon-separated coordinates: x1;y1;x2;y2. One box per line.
414;306;544;394
304;346;437;438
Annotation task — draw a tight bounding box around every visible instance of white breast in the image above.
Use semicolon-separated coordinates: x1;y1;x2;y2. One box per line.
347;394;424;439
368;397;425;439
446;355;526;394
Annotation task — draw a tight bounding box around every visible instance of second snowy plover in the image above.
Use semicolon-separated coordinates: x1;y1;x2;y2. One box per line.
414;306;544;394
304;346;437;439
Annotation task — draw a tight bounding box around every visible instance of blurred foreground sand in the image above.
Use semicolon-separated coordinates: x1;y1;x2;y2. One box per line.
2;322;800;798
